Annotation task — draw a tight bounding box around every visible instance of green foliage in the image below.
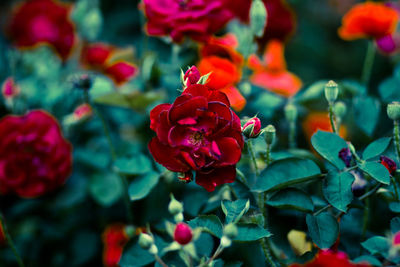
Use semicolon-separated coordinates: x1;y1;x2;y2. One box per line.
221;199;250;224
114;154;153;175
358;161;390;185
311;131;347;169
89;173;123;207
322;171;354;212
234;224;271;241
361;236;389;258
306;212;339;249
353;96;381;136
128;171;160;201
362;137;392;160
266;188;314;213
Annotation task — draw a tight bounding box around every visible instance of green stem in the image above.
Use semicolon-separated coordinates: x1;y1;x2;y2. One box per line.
288;121;296;149
236;168;248;187
328;104;337;134
394;121;400;162
154;254;169;267
313;204;332;216
0;213;25;267
361;41;376;87
361;197;370;241
247;140;260;176
391;176;400;201
259;238;278;267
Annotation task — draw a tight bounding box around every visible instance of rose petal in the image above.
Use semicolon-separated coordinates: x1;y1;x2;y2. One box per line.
148;137;190;172
195;165;236;191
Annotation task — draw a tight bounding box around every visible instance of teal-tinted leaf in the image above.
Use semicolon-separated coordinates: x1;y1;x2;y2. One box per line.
114;154;152;175
252;91;284;119
323;171;355;212
340;79;367;96
352;255;381;266
353;96;380;136
70;231;98;266
294;80;327;103
358;161;390;184
221;199;250;224
234;223;271;242
266;188;314;213
306;212;339;249
188;215;223;238
379;77;400;103
390;217;400;233
251;158;321;192
361;236;389;258
89;173;123;207
128;171;160;201
194;233;214;257
389;202;400;213
362;137;392;160
94;91;164;112
311;130;347;169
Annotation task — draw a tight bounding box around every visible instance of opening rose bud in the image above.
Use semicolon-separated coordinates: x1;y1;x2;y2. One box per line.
380;155;397;175
2;77;20;99
324;80;339;104
242;117;262;138
73;104;93;121
338;148;352;167
184;66;201;86
173;222;193;245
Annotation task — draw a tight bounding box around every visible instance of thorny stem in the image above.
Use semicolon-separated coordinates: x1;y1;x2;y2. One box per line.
361;41;376;87
236;168;248;187
84;91;134;224
155;254;169;267
247;140;260;176
328;104;337;134
394;120;400;162
0;212;25;267
202;244;224;266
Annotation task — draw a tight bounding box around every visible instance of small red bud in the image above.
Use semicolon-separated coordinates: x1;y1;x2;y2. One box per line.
380;155;397;175
178;171;193;183
393;231;400;247
0;220;5;246
242;117;262;138
73;104;93;121
2;77;20;99
173;222;193;245
184;66;201;85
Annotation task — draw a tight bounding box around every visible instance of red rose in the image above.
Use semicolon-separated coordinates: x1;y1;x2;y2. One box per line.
148;84;244;191
102;224;130;267
0;110;72;198
174;222;193;245
0;220;5;246
141;0;233;43
290;250;370;267
8;0;76;61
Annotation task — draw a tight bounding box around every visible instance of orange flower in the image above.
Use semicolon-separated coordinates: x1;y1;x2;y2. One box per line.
81;43;138;86
248;39;302;97
302;112;347;142
198;34;246;111
338;2;399;40
102;224;130;267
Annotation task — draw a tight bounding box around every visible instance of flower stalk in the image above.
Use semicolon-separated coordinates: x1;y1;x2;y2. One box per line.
361;41;376;87
247;140;260;176
0;212;25;267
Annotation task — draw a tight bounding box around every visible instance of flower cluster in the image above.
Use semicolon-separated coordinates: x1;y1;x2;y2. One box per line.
149;83;244;191
0;110;72;198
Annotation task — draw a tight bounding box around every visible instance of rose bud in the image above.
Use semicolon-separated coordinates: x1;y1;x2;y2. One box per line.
380;155;397;175
242;117;262;139
138;233;154;250
184;66;201;86
333;101;347;120
264;124;276;145
338;148;352;167
250;0;267;37
2;77;20;99
178;171;193;183
168;194;183;215
223;223;238;239
324;80;339;104
387;101;400;121
173;223;193;245
351;171;367;197
73;103;93;121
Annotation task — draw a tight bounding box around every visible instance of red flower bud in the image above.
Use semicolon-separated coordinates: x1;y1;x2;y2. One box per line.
380;155;397;175
184;66;201;86
102;224;130;267
2;77;20;99
242;117;262;138
174;222;193;245
73;104;93;121
0;220;5;246
393;231;400;247
178;171;193;183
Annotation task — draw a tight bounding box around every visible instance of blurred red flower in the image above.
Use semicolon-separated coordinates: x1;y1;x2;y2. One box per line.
141;0;233;43
338;2;399;41
290;250;370;267
2;77;20;99
102;224;130;267
198;34;246;111
0;220;5;246
149;84;244;191
0;110;72;198
227;0;295;46
302;112;347;142
8;0;76;61
81;43;138;86
248;39;302;97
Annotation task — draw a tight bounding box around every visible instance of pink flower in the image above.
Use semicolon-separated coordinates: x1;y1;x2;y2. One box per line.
0;110;72;198
148;84;244;191
1;77;20;99
174;223;193;245
141;0;233;43
242;117;262;138
73;104;93;121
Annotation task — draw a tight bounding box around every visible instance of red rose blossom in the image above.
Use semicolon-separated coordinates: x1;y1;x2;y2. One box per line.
102;224;130;267
148;84;244;191
184;66;201;86
290;250;370;267
242;117;262;138
0;220;5;246
0;110;72;198
8;0;76;61
141;0;233;43
174;222;193;245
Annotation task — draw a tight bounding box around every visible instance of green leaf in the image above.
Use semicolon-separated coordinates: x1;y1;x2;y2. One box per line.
352;255;381;266
379;77;400;103
128;171;160;201
114;154;153;175
358;161;390;184
294;80;327;103
234;223;271;242
188;215;223;238
266;188;314;213
389;202;400;213
361;236;389;258
311;130;347;169
306;212;339;249
251;158;321;192
89;173;123;207
362;137;392;160
221;199;250;224
323;171;355;212
353;96;380;136
390;217;400;233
